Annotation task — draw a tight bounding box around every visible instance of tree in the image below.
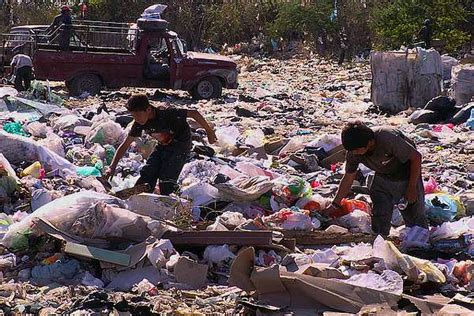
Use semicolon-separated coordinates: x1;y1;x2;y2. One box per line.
371;0;470;53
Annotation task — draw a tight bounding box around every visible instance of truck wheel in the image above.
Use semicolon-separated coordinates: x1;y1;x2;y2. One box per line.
70;74;102;96
192;77;222;99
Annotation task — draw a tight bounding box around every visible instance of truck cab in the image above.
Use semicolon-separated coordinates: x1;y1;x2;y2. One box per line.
29;19;238;99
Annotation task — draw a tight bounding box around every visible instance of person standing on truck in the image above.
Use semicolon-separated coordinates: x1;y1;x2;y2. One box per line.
106;94;217;195
326;121;428;236
10;51;33;91
47;6;73;50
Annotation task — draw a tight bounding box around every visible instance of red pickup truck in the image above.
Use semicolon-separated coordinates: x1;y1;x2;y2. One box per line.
30;19;238;99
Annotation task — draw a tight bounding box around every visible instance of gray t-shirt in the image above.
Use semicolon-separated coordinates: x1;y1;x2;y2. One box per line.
11;54;33;69
345;126;417;180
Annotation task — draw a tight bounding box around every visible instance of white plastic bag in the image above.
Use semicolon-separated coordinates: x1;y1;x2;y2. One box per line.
203;245;235;266
215;126;240;152
52;114;92;132
336;210;372;234
0;153;19;181
0;130;76;175
207;211;246;231
244;129;265;148
281;212;313;230
311;248;339;265
430;219;470;242
38;132;65;157
86;117;126;147
25;121;49;138
307;134;342;152
1;191;128;250
147;239;175;268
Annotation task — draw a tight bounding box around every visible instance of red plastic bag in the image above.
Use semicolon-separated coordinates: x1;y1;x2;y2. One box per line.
424;177;438;194
330;199;371;218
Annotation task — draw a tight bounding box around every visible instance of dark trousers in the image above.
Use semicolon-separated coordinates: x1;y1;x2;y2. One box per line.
58;27;72;51
135;148;188;195
14;66;33;91
370;174;428;236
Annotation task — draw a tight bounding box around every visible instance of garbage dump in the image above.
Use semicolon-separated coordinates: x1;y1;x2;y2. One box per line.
0;50;473;315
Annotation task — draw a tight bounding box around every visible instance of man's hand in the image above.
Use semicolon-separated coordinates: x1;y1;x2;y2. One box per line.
207;129;217;144
105;165;117;180
405;184;418;204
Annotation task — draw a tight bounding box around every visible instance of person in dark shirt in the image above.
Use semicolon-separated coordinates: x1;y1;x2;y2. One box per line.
106;94;217;195
47;6;73;50
417;19;433;49
327;121;428;236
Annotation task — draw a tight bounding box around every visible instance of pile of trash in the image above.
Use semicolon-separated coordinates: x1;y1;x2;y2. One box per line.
0;51;473;314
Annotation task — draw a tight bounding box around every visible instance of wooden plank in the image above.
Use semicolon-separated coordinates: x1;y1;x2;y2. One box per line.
162;230;273;246
64;242;131;266
281;230;377;246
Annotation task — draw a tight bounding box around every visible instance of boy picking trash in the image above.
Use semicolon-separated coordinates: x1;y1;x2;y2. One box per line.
106;94;217;195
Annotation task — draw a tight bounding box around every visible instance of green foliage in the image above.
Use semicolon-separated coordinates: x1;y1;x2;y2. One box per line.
371;0;471;53
267;0;337;43
203;1;278;47
2;0;471;55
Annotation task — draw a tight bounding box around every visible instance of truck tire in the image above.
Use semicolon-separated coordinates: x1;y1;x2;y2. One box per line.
192;77;222;99
69;74;102;96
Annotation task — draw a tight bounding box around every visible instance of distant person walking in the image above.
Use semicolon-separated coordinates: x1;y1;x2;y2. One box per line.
10;51;33;91
338;29;349;65
417;19;433;49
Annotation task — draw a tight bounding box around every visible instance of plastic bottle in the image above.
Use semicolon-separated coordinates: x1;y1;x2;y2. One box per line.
20;162;45;179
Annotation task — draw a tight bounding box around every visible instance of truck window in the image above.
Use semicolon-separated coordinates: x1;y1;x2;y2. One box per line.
144;37;170;80
171;38;184;56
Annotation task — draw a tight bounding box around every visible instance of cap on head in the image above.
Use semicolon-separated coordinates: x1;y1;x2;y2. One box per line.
61;5;71;12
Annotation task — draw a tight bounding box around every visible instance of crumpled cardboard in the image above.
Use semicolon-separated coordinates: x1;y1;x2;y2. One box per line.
229;247;401;313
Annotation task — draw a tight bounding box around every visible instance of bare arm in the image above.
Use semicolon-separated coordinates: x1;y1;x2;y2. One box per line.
187;109;217;144
106;136;135;179
333;172;357;205
406;150;422;203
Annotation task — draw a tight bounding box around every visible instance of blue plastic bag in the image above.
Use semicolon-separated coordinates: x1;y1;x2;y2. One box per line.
425;193;466;225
